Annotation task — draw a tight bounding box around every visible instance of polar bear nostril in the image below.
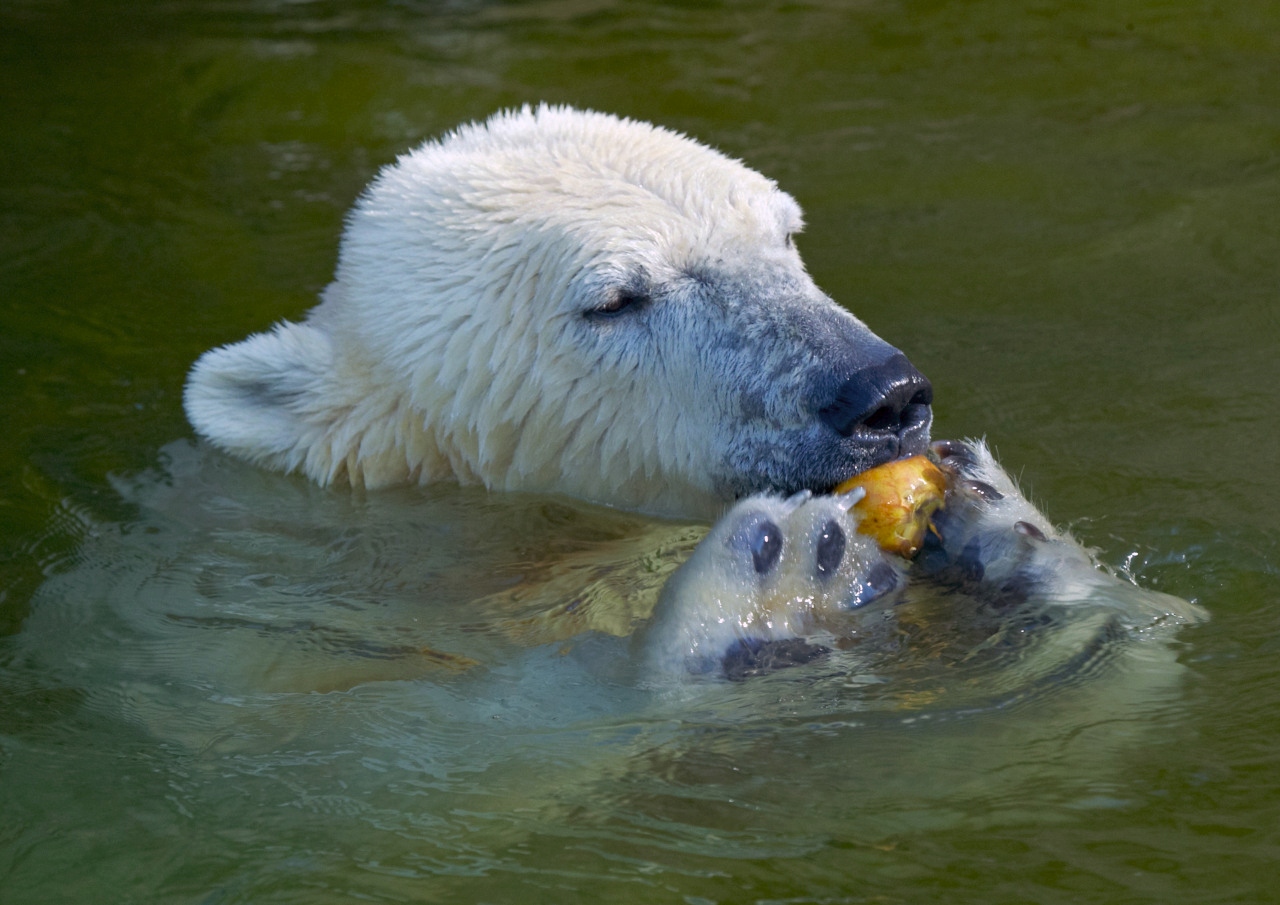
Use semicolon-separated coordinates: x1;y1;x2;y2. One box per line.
863;405;900;432
818;353;933;442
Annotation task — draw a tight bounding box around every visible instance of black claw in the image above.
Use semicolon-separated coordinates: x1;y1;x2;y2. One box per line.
961;479;1004;501
1014;520;1047;541
937;459;964;477
932;439;978;466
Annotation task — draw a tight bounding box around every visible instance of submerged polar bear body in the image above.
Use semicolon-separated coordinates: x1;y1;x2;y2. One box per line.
185;106;932;518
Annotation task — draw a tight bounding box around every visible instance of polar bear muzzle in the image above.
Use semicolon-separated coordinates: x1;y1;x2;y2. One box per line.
717;315;935;506
818;352;933;452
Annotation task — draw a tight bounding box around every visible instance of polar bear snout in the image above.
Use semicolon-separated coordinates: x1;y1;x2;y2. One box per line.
817;352;934;458
814;353;936;481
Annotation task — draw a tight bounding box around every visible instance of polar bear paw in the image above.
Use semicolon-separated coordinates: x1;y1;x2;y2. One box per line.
920;439;1096;603
642;491;905;677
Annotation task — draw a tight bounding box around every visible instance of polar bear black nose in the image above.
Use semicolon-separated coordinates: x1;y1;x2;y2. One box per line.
818;353;933;445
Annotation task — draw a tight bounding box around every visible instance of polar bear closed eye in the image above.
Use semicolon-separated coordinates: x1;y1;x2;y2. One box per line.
183;105;932;518
643;490;906;676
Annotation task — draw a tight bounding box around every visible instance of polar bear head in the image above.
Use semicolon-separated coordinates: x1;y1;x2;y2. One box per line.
185;105;932;518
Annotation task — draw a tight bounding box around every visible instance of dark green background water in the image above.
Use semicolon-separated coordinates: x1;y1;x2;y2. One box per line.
2;1;1278;902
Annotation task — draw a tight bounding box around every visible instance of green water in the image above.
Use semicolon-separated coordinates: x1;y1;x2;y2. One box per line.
2;1;1279;902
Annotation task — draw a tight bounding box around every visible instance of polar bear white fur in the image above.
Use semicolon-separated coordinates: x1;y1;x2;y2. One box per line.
185;105;933;518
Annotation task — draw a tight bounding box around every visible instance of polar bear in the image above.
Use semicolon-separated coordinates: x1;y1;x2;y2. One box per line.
184;105;932;518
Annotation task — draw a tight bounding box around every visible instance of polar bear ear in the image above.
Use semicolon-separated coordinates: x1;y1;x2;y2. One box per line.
183;321;335;475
